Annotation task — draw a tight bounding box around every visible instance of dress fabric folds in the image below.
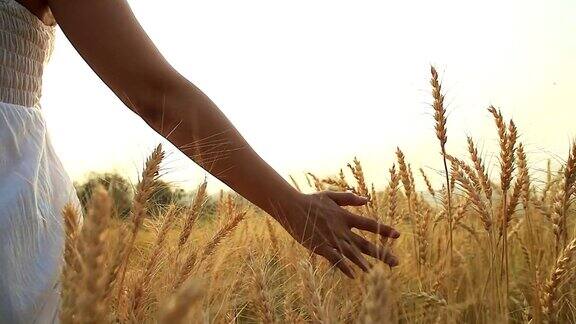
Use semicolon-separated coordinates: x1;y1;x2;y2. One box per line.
0;1;81;322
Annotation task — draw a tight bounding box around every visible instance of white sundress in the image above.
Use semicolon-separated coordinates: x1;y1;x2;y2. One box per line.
0;0;82;323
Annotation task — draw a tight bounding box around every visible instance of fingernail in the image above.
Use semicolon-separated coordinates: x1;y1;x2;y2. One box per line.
390;257;399;267
348;268;356;279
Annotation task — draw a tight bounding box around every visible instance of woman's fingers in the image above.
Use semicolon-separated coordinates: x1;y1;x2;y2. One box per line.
349;232;399;267
316;246;355;279
324;191;368;207
333;239;371;272
346;213;400;238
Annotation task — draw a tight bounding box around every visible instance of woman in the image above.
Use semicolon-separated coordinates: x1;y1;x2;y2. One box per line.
0;0;400;322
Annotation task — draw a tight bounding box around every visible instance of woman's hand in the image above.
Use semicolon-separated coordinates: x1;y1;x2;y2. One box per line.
270;191;400;278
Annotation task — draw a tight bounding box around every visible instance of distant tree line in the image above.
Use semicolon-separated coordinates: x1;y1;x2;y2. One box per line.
73;172;218;219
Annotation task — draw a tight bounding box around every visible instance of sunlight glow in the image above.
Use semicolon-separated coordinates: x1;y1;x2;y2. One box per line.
41;0;576;192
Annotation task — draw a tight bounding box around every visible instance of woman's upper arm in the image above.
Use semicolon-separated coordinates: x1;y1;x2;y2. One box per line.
47;0;183;116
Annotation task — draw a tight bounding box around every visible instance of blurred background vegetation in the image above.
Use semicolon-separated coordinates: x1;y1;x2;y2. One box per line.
73;172;228;219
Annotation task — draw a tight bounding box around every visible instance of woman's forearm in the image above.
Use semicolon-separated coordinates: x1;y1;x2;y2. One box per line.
138;76;301;216
49;0;400;277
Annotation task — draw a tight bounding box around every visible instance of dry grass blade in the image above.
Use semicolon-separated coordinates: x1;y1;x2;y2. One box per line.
289;175;303;192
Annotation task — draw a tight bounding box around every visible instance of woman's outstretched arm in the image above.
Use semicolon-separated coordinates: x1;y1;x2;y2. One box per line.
47;0;400;277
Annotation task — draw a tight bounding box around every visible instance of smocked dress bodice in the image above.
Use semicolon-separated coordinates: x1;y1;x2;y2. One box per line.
0;0;55;108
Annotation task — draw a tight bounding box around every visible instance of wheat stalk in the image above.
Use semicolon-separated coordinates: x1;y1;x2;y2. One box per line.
467;137;493;201
488;106;517;312
158;278;204;323
552;143;576;256
420;168;436;198
450;165;491;232
362;265;394;324
131;205;179;319
199;210;246;262
542;238;576;322
297;259;330;323
430;66;453;268
248;254;278;323
116;144;164;310
347;157;370;198
61;185;113;323
387;164;400;227
177;180;207;250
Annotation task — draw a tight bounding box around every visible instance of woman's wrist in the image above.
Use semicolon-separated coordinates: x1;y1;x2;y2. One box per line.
255;183;304;223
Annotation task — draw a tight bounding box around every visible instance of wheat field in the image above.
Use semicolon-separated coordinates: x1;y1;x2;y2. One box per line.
59;67;576;324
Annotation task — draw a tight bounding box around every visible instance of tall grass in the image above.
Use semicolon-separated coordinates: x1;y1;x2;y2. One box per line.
60;68;576;323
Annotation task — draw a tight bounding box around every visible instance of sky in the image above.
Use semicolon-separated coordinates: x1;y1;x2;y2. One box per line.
41;0;576;194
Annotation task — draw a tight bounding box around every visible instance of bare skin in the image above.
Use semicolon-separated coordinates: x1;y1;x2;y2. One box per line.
17;0;400;278
14;0;55;26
